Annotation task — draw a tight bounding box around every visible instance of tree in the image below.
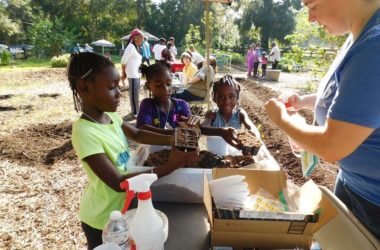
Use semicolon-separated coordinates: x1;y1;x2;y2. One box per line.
237;0;301;50
29;17;76;56
143;0;204;47
184;24;202;49
0;0;34;44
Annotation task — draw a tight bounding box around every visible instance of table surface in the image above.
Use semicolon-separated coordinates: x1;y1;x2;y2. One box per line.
154;202;210;250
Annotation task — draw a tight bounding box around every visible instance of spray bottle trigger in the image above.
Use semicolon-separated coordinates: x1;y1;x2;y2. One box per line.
120;180;136;214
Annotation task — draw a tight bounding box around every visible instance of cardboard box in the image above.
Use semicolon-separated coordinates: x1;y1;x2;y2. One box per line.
204;168;338;250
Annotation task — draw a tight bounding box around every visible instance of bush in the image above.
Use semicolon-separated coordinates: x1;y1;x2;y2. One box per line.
278;57;293;72
0;50;12;66
50;54;70;67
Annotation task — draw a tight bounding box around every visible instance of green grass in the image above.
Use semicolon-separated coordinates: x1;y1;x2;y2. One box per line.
0;58;51;70
0;57;52;71
0;54;124;72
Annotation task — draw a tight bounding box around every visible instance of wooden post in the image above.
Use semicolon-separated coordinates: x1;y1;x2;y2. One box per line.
205;0;211;109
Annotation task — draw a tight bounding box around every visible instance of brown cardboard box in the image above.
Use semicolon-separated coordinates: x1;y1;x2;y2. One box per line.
204;168;338;250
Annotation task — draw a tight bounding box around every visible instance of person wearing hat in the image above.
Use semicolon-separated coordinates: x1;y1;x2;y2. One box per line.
121;28;144;118
153;38;166;63
265;0;380;240
141;36;151;66
181;52;197;85
269;41;280;69
168;37;177;58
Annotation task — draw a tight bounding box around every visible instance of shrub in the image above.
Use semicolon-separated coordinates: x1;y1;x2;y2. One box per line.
278;57;293;72
50;54;70;67
0;50;12;66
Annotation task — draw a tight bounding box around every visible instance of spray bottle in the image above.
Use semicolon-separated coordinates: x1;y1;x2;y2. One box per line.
120;174;165;250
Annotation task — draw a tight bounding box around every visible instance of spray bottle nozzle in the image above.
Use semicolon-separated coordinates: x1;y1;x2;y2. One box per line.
119;174;158;214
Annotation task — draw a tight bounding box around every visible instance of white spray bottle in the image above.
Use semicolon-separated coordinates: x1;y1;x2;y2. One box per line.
120;174;165;250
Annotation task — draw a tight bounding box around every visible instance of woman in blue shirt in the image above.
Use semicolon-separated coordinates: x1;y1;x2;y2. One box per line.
265;0;380;240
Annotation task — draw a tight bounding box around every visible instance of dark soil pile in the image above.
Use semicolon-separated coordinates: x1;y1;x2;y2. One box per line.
144;150;255;169
239;80;338;190
0;121;77;166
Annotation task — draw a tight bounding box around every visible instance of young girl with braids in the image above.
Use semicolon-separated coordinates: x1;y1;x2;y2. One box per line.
203;75;254;131
67;52;198;249
137;64;241;148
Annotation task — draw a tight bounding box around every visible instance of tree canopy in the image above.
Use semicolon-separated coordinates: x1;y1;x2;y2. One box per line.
0;0;303;56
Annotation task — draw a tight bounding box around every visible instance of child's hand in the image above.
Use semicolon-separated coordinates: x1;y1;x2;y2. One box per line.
177;115;201;127
221;128;242;149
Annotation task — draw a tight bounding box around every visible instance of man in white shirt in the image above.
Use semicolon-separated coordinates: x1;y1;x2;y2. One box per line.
269;42;281;69
189;45;205;67
152;38;166;63
168;37;177;58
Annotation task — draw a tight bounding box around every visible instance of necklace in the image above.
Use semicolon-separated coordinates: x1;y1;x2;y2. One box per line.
155;100;173;129
82;112;100;124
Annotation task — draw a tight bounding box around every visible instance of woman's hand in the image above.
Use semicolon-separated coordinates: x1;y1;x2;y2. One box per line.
283;93;303;111
265;98;288;126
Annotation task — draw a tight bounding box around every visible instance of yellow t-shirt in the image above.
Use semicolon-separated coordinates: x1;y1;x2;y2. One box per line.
182;62;197;84
71;112;130;229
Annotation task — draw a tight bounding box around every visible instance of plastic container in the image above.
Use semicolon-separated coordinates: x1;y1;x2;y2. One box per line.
174;127;199;151
102;211;129;250
207;136;242;157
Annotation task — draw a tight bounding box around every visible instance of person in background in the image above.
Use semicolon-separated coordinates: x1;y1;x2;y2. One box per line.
84;43;93;53
245;44;255;78
189;44;205;66
141;36;151;66
168;37;177;58
67;52;198;249
121;28;144;118
261;52;268;80
269;41;281;69
73;43;83;54
172;57;217;102
255;42;263;58
253;45;261;78
153;38;166;63
160;44;175;70
265;0;380;240
181;52;197;85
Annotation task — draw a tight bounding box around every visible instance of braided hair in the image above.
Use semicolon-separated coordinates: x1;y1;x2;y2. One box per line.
212;75;241;101
140;63;170;83
67;52;114;112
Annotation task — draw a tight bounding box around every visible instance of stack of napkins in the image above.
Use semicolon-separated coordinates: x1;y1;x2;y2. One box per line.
209;175;250;209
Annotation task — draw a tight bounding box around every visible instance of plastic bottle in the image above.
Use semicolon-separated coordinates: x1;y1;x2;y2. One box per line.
102;211;129;250
120;174;165;250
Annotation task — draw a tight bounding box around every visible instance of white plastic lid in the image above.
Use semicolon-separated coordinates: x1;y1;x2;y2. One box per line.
110;211;121;221
93;242;121;250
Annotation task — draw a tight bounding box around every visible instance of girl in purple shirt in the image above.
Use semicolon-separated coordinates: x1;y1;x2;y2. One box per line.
137;64;241;148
